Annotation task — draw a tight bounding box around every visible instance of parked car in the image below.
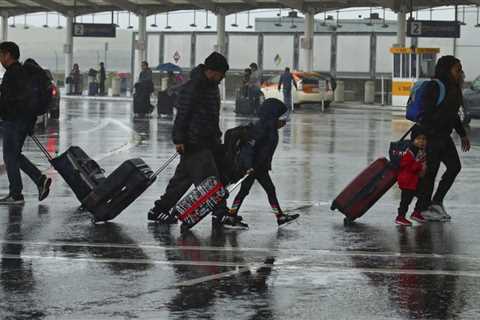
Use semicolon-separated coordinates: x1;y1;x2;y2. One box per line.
462;75;480;125
261;71;335;109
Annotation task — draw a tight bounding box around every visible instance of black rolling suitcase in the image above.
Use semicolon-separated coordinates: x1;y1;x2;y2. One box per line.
31;135;106;203
157;91;175;116
83;154;178;222
235;94;255;115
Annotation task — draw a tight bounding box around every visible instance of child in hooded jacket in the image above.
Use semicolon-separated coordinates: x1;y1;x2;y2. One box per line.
223;98;300;229
395;125;428;226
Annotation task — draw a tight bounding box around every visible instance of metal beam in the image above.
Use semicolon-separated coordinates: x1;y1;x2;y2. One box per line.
101;0;139;14
278;0;304;11
183;0;217;12
28;0;69;14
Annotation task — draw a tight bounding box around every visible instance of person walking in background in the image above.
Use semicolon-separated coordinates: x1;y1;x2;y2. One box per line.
0;41;52;205
395;126;428;226
98;62;106;96
278;67;297;114
248;63;261;113
418;56;471;221
70;63;81;95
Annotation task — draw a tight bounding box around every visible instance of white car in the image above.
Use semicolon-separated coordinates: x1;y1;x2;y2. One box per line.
261;71;335;109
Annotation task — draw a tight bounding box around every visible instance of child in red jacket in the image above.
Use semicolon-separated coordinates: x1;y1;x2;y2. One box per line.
395;126;428;226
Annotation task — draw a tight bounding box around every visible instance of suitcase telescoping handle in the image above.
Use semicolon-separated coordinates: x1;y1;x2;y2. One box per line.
30;134;54;161
151;153;179;179
399;125;415;141
227;174;251;193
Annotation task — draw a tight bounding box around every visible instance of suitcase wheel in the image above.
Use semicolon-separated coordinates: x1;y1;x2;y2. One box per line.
343;217;355;226
180;223;190;234
330;201;337;211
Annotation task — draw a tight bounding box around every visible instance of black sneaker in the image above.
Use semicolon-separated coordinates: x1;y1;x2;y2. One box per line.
0;194;25;205
212;215;224;230
277;213;300;227
38;175;52;201
223;216;249;230
147;208;178;224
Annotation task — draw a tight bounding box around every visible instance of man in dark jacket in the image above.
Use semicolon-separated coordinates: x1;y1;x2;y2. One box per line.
418;55;470;221
224;98;300;229
0;41;52;205
148;52;229;228
99;62;106;96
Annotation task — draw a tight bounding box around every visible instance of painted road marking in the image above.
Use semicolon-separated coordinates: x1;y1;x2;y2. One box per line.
1;253;480;280
1;240;480;262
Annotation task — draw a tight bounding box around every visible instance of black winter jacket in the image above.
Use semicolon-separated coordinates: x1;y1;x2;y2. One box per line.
172;64;222;150
240;98;287;172
0;62;32;122
420;80;466;138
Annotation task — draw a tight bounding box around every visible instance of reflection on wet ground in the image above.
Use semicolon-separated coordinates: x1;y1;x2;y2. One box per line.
0;100;479;319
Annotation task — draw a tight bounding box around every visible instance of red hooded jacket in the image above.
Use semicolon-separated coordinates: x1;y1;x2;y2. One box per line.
397;148;425;191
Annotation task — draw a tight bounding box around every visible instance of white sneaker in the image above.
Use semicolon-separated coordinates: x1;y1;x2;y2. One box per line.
421;209;445;222
430;204;451;221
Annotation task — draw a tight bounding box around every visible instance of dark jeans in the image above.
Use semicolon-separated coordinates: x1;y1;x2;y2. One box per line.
154;147;227;218
232;171;281;214
99;80;106;96
398;188;422;216
419;136;461;210
2;119;43;197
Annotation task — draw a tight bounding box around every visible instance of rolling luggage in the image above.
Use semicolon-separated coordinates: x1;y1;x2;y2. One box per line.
31;135;106;203
157;91;175;116
88;82;98;96
235;95;255;115
331;158;398;223
32;135;178;222
83;154;178;222
174;175;249;232
133;92;154;114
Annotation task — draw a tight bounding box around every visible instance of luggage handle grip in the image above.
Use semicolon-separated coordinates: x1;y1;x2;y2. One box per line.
30;134;53;161
151;153;179;179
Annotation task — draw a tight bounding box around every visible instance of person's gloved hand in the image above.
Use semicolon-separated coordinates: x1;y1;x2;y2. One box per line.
461;136;471;152
175;144;185;155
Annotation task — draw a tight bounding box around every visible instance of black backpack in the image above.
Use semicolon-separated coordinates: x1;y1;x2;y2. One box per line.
223;123;254;183
24;59;53;116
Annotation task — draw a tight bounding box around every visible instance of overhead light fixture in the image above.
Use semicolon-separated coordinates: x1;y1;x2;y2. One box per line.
205;10;211;29
382;8;389;28
151;14;158;28
56;13;63;29
231;13;238;27
461;5;467;25
23;14;29;29
43;12;49;28
165;12;172;29
321;11;327;26
246;10;253;29
336;10;342;28
274;9;282;27
127;12;134;29
476;6;480;27
366;7;374;26
190;10;197;27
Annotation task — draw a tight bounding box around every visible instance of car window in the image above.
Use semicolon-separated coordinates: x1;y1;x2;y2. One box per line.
472;77;480;91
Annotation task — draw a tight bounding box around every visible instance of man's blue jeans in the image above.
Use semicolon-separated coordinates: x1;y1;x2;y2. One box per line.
2;119;42;197
283;90;293;113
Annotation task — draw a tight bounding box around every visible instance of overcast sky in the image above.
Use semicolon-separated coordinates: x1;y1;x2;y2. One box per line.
7;5;465;31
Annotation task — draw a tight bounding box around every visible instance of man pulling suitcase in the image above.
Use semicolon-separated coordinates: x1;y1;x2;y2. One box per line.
148;52;230;229
0;41;51;205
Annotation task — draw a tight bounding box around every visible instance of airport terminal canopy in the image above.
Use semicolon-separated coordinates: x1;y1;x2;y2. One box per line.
0;0;478;16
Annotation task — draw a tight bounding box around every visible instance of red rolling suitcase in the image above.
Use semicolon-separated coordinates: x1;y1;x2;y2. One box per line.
331;158;398;223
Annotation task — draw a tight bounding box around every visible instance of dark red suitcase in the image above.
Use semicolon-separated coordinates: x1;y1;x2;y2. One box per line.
331;158;398;223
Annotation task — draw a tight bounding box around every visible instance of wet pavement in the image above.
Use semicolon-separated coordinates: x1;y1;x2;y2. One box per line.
1;100;480;319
